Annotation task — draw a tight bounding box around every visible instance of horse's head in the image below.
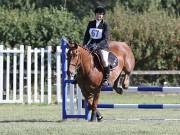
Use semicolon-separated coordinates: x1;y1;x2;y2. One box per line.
67;41;81;77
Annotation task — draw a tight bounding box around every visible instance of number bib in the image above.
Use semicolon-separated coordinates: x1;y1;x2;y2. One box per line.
89;28;103;39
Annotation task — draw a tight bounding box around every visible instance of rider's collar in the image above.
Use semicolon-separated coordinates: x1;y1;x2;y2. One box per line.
96;20;103;28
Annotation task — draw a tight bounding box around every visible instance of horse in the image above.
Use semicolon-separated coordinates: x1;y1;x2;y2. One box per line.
67;41;135;121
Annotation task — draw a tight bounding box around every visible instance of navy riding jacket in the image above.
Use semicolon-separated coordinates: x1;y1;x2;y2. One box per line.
83;20;109;49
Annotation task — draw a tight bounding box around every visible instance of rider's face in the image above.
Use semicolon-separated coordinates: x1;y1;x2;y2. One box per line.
95;13;104;21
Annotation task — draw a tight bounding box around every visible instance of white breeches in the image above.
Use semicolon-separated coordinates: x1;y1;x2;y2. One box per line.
99;50;109;67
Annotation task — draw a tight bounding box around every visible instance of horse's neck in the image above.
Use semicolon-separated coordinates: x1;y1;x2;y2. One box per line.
79;47;94;74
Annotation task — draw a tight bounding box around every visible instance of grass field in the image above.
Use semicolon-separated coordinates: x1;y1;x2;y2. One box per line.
1;92;180;135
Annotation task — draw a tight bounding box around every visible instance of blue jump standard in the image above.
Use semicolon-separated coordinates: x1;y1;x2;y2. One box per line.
61;38;67;120
61;38;90;120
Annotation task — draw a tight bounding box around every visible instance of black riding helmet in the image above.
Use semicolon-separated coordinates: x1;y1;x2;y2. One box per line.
94;6;105;15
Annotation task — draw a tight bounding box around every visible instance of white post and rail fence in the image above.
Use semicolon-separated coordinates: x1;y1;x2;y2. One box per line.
0;43;179;104
0;45;61;104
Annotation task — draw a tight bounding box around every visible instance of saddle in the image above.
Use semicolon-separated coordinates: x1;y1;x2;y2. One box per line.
93;51;119;70
86;43;118;70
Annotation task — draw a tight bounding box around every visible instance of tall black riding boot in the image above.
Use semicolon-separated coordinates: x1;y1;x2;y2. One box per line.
102;66;110;86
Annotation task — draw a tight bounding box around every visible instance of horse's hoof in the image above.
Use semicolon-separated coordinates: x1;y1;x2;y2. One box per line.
97;116;103;122
114;87;123;94
122;84;128;90
96;110;103;122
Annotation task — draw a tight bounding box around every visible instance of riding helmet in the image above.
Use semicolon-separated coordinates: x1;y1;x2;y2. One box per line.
95;6;105;15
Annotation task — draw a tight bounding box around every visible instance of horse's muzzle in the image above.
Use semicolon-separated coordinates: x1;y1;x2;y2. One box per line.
67;70;75;78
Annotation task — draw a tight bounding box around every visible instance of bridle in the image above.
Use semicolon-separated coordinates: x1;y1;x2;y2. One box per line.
68;47;81;72
68;45;93;75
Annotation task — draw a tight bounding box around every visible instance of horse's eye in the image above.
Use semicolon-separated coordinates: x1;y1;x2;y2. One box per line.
67;51;72;55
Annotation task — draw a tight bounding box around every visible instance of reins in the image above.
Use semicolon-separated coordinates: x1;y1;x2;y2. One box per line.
68;47;81;72
68;45;96;75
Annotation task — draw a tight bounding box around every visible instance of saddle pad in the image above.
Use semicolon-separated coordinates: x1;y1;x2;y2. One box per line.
108;52;118;70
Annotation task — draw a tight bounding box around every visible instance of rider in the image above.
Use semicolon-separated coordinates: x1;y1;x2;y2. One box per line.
83;6;110;86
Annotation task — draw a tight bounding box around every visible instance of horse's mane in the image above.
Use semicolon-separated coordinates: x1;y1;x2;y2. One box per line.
78;44;92;54
79;44;89;51
77;44;103;70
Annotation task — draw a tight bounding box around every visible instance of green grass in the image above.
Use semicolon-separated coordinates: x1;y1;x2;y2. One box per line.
1;93;180;135
99;92;180;104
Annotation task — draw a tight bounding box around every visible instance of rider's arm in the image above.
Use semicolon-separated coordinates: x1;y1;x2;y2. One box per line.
103;22;110;41
83;22;90;46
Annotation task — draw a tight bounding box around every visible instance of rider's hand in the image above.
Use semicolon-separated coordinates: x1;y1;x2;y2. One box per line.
84;44;88;48
91;43;97;51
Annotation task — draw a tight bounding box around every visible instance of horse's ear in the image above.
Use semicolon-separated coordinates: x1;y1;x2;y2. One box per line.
68;42;78;49
66;36;78;49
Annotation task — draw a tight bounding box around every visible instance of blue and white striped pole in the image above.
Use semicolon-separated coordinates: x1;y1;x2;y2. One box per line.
127;86;180;93
100;86;180;92
97;104;180;109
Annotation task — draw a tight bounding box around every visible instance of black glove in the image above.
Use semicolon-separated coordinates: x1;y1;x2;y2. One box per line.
89;43;97;51
84;44;88;49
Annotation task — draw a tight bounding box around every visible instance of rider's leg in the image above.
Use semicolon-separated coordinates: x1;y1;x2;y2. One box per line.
99;49;110;86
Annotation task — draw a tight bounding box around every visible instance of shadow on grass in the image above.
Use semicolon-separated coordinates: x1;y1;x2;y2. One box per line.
0;119;65;123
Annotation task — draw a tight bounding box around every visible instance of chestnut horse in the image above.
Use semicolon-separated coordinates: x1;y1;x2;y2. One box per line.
67;41;135;121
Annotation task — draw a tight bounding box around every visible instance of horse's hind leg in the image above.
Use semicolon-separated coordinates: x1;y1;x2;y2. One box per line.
122;72;130;89
113;73;123;94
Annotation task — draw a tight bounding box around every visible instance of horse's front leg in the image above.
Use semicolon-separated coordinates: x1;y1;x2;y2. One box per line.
86;95;103;122
91;92;102;122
